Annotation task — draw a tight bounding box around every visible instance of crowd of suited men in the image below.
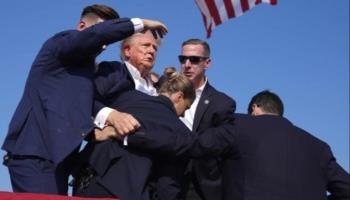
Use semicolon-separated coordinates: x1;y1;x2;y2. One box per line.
2;4;349;200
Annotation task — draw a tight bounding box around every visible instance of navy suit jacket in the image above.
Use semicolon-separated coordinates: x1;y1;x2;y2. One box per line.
79;91;193;200
93;61;135;115
127;114;350;200
2;18;135;164
219;114;350;200
189;82;236;200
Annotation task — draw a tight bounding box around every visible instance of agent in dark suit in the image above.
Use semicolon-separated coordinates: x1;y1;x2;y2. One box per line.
73;73;197;200
125;90;350;200
1;4;168;195
178;38;236;200
220;90;349;200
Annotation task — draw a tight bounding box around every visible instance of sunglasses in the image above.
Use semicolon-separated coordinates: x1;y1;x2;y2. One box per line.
178;55;208;64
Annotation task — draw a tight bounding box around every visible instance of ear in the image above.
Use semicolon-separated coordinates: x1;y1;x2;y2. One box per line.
77;20;86;31
172;91;184;103
123;45;131;59
251;104;262;116
204;58;211;70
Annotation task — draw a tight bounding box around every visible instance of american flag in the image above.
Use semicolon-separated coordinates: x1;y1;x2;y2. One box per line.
195;0;277;38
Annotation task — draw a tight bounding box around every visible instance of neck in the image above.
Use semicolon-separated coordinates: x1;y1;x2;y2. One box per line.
193;77;206;90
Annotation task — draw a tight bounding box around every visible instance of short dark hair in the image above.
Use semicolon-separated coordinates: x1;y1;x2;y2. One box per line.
248;90;284;116
182;38;210;57
81;4;119;20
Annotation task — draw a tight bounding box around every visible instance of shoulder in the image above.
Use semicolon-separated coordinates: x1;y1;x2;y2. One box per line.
204;82;236;109
98;61;124;69
293;125;328;147
97;61;125;75
39;30;76;49
205;82;234;101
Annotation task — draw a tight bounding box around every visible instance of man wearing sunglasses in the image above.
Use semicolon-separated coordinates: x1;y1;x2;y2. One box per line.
177;39;236;200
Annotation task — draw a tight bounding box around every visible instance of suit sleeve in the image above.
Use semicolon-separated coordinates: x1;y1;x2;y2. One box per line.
212;96;236;126
127;123;236;158
58;18;134;62
324;144;350;200
93;61;133;115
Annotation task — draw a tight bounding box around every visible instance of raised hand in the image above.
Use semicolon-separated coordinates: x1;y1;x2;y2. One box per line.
141;19;168;38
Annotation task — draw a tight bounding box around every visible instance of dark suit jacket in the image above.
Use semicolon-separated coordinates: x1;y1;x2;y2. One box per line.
78;91;193;200
127;113;350;200
219;114;350;200
93;61;135;114
2;18;135;164
189;82;236;200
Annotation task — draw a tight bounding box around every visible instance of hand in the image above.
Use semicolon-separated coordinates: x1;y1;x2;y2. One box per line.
106;110;141;136
94;126;116;142
141;19;168;38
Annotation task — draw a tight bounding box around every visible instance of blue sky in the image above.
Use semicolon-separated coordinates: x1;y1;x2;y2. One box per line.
0;0;348;191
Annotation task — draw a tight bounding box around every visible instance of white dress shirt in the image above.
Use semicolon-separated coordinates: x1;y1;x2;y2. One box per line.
94;59;157;145
94;18;155;129
94;61;157;128
180;79;207;131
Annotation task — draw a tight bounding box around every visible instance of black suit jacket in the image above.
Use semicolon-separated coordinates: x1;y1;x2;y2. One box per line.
220;114;350;200
78;91;193;200
2;18;135;163
127;113;350;200
190;82;236;200
93;60;135;115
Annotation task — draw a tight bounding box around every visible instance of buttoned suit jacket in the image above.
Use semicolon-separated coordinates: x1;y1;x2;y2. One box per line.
189;82;236;200
2;18;135;164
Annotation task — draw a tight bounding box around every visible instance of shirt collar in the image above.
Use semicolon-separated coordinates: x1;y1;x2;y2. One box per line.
124;61;157;96
195;77;207;97
125;61;144;81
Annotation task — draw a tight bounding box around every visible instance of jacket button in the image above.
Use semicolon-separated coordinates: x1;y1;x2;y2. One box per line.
81;133;86;137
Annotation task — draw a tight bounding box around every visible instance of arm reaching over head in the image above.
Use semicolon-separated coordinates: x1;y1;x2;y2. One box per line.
141;19;168;38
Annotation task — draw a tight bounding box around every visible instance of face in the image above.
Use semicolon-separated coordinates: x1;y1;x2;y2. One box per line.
180;44;210;88
175;98;193;117
169;91;193;117
123;30;160;78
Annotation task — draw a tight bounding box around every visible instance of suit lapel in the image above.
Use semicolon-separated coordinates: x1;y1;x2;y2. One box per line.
123;63;135;87
193;83;214;131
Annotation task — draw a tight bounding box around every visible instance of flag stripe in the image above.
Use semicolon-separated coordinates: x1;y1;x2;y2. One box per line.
270;0;277;5
201;13;212;37
240;0;250;12
196;0;277;38
224;0;236;18
196;0;212;28
232;0;243;17
205;0;222;25
215;0;229;23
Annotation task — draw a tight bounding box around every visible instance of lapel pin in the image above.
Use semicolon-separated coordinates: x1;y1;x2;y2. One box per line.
204;99;210;104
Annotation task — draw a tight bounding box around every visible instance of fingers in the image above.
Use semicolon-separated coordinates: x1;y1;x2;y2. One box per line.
107;110;140;136
94;127;115;142
142;19;168;38
157;24;168;38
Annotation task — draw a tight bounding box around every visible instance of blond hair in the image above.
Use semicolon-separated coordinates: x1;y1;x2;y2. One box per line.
159;72;195;102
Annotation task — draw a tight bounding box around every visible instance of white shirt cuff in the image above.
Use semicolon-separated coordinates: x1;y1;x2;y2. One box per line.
94;107;114;129
123;136;128;146
131;18;144;33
